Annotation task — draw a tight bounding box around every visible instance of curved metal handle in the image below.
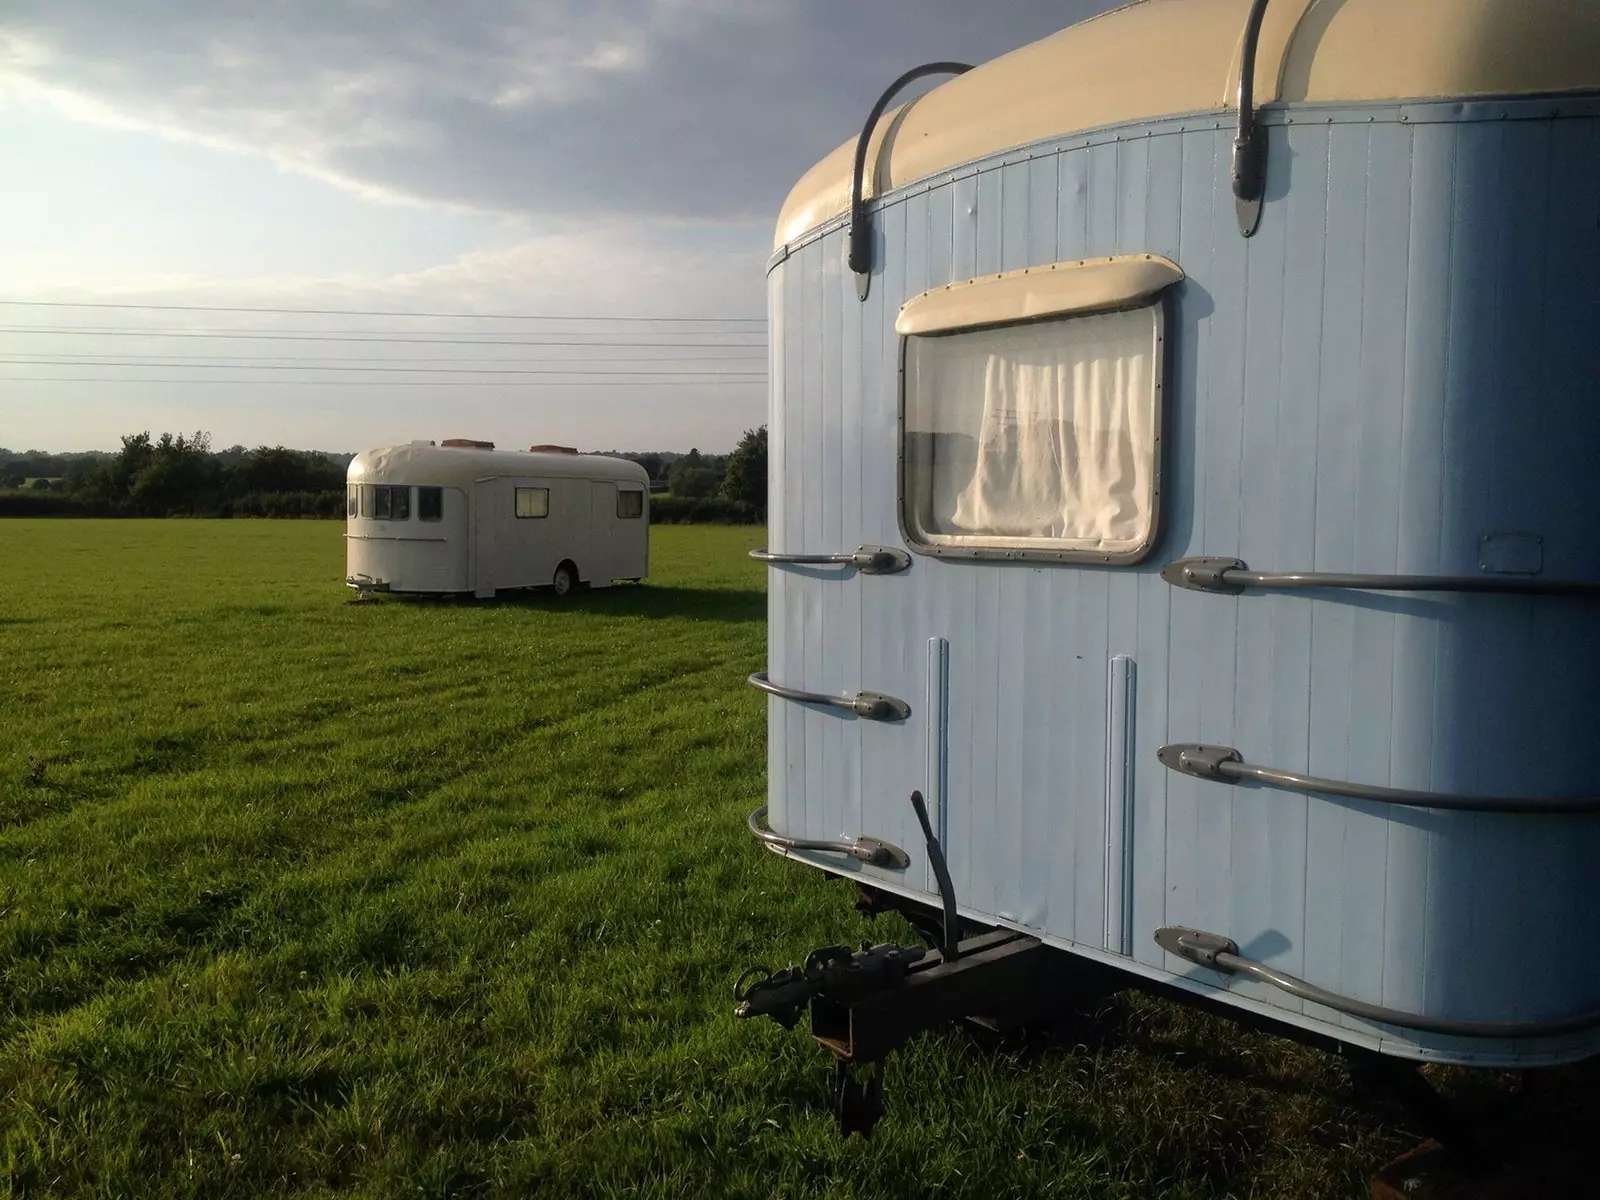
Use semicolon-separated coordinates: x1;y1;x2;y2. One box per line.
1161;556;1600;597
1155;925;1600;1037
747;805;910;869
1158;743;1600;814
749;545;910;575
747;672;911;721
1232;0;1271;237
848;61;973;300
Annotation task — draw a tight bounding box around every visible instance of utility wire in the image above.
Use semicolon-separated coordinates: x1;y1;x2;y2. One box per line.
0;351;764;365
0;327;764;348
3;358;764;377
0;298;765;323
0;376;760;387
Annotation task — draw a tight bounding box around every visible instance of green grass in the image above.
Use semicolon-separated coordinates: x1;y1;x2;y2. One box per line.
0;520;1590;1199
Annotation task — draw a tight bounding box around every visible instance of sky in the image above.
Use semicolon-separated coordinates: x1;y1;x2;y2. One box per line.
0;1;1114;455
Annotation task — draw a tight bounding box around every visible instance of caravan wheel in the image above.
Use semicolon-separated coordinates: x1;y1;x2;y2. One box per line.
551;562;577;597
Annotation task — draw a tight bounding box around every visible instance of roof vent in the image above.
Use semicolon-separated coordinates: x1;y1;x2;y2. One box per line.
441;438;495;449
529;444;579;454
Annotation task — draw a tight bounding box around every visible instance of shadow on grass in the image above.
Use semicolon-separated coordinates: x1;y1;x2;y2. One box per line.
364;583;766;623
0;617;42;626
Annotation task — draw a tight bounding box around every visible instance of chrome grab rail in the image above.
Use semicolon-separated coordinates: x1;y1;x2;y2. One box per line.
1231;0;1272;237
847;61;973;300
1161;556;1600;597
748;672;911;721
747;805;910;869
749;546;911;575
1158;743;1600;814
1156;925;1600;1037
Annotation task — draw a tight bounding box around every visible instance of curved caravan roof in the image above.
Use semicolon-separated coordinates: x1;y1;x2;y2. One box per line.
348;444;650;489
776;0;1600;248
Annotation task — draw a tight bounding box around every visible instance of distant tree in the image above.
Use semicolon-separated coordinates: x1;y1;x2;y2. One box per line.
128;431;218;514
61;455;105;498
668;448;722;499
229;445;343;495
719;425;767;518
27;476;52;492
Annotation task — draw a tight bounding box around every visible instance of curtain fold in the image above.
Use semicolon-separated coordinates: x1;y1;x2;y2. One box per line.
905;308;1157;553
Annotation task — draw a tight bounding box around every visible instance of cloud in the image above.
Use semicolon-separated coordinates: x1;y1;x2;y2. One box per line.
1;1;1109;222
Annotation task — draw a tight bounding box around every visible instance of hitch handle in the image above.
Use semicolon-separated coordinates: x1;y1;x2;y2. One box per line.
909;790;959;961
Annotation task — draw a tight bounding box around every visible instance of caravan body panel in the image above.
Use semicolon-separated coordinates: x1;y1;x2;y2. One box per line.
763;90;1600;1065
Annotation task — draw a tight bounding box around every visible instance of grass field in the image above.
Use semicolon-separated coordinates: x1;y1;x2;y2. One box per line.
1;520;1591;1199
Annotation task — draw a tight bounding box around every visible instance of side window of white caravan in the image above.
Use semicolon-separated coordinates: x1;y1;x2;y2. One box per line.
899;256;1178;564
347;485;359;518
418;487;443;522
617;489;644;519
514;487;550;519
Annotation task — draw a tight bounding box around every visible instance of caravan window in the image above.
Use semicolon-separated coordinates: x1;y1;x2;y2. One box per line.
514;487;549;519
347;485;359;518
362;484;410;521
617;489;644;519
418;487;443;522
901;304;1163;562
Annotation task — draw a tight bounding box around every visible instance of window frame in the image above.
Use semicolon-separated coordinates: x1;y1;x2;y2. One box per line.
616;488;644;519
514;486;550;519
417;486;444;522
896;295;1169;566
347;484;359;519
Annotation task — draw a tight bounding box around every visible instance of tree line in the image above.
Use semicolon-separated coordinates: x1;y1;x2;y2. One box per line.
0;433;352;518
1;426;767;522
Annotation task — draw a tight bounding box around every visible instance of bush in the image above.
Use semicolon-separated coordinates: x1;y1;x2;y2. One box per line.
229;490;345;519
0;493;108;517
648;496;759;525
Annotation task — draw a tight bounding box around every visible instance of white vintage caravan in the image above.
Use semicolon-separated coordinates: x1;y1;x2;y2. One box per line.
736;0;1600;1138
345;441;649;598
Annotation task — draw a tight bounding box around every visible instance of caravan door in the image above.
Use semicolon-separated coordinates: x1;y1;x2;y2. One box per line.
471;478;499;598
589;480;616;586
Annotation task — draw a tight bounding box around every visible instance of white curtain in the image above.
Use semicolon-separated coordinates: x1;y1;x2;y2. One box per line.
905;308;1157;552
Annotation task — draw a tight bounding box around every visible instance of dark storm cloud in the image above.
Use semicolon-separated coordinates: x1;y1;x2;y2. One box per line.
4;0;1118;221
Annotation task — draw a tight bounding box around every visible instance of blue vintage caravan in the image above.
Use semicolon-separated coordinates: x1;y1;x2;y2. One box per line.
736;0;1600;1135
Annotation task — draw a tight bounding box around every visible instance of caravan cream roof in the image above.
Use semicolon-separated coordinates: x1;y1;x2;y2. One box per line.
776;0;1600;249
348;443;649;490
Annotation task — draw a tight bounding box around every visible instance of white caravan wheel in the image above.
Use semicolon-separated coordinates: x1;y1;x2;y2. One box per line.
552;562;576;596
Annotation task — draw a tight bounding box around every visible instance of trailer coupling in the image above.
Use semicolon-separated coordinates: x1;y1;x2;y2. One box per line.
736;927;1113;1136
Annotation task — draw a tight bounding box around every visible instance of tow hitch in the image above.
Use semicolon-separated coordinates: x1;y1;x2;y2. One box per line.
736;792;1121;1136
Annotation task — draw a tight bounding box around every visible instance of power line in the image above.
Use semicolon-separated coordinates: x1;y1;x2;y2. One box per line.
0;351;765;366
0;298;765;323
0;376;761;387
0;326;764;348
3;358;764;377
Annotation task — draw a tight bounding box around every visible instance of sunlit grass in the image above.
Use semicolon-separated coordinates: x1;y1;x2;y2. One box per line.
2;519;1583;1198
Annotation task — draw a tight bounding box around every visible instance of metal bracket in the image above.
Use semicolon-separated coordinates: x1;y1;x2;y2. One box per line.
1156;743;1243;783
1160;557;1248;593
1154;925;1239;970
